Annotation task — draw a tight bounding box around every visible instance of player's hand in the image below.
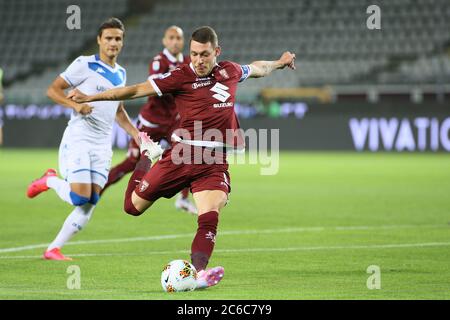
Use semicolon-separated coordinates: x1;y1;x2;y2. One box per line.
68;88;89;103
278;51;296;70
74;103;93;115
138;132;164;164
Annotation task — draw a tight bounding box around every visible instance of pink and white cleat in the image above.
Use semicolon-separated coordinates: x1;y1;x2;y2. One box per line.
43;248;73;261
195;266;225;289
26;169;57;198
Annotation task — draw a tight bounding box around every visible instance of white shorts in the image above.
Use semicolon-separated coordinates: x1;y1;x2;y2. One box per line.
58;138;112;188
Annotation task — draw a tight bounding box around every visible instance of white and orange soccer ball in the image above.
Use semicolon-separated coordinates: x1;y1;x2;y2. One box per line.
161;259;198;292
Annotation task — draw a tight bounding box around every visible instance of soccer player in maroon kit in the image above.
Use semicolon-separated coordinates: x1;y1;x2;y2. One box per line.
102;26;197;214
70;26;296;290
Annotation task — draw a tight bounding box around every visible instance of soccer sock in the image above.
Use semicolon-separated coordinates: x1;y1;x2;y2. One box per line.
191;211;219;271
181;187;189;199
46;177;89;206
123;152;152;215
102;156;138;193
47;203;95;251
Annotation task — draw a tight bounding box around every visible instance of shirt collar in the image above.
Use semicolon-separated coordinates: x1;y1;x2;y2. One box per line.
163;48;184;63
94;54;118;71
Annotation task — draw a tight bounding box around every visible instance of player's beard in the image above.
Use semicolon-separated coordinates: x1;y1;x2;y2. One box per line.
197;62;214;77
196;66;207;76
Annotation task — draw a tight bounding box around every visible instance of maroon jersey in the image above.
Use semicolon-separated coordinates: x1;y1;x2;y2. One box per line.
139;48;189;127
149;61;251;149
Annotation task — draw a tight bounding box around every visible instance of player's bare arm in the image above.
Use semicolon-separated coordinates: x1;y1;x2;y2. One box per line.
47;76;93;115
68;81;157;103
249;51;296;78
115;102;140;145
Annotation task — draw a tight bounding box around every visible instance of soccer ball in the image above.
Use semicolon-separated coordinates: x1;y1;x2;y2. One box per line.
161;259;198;292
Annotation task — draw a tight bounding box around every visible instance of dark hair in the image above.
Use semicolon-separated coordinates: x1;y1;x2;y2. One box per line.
191;26;218;48
98;17;125;37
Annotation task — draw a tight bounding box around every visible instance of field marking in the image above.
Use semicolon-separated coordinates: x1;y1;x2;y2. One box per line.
0;224;447;258
0;224;444;254
0;224;445;254
1;241;450;260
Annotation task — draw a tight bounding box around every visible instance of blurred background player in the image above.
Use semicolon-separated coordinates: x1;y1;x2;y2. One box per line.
102;25;197;215
26;18;139;261
70;26;296;289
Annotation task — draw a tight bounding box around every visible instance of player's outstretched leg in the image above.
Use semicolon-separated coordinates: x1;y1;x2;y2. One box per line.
123;154;150;216
175;188;198;215
124;133;162;215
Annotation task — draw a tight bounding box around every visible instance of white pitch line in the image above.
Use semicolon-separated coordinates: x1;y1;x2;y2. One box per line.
0;224;445;254
1;241;450;260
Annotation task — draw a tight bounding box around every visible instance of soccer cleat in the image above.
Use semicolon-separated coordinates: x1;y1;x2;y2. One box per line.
195;266;224;289
43;248;73;261
138;132;163;164
27;169;57;198
175;194;198;215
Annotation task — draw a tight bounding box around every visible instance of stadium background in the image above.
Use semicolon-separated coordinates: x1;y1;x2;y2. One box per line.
1;0;449;151
1;0;450;300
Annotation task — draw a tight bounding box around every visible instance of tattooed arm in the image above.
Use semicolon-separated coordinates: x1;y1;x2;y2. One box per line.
248;51;296;78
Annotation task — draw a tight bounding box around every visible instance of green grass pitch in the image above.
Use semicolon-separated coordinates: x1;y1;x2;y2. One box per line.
0;149;449;299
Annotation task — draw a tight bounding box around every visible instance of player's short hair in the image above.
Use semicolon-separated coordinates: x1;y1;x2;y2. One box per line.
98;17;125;37
191;26;218;48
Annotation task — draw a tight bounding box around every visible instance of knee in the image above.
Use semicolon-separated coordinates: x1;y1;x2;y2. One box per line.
69;191;90;206
89;192;100;205
197;198;228;215
124;197;143;216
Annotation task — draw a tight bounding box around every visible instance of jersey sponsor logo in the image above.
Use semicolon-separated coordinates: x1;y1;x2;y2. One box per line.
210;82;230;103
213;102;234;108
96;85;107;92
195;77;211;81
192;80;212;89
